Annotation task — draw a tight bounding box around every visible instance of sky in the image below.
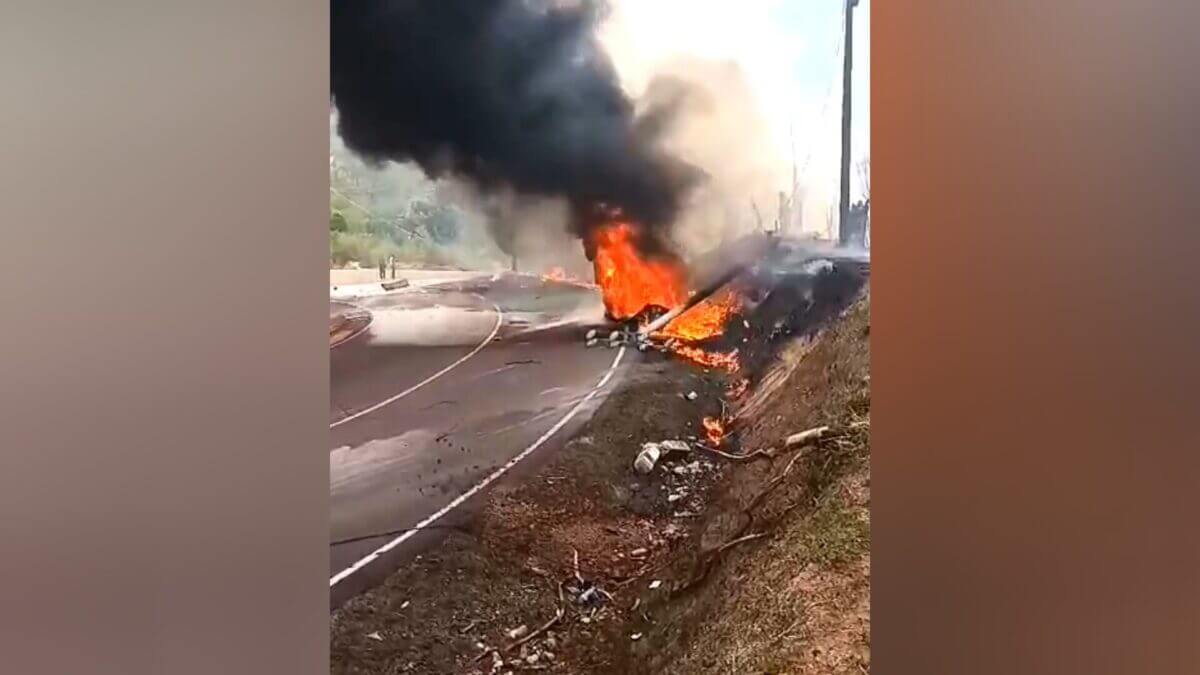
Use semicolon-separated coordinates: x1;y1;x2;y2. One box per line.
331;1;871;237
601;0;870;231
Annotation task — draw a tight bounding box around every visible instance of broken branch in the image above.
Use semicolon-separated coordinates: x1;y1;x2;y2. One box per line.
784;426;829;448
714;531;768;554
695;443;776;462
505;608;564;653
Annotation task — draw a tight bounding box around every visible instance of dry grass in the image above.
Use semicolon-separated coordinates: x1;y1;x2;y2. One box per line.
655;290;871;675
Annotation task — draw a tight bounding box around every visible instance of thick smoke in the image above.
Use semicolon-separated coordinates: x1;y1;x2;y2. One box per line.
331;0;702;257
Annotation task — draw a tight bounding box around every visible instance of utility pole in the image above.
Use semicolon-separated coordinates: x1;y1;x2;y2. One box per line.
838;0;859;245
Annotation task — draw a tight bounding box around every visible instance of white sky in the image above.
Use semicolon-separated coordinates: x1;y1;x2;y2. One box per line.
601;0;870;228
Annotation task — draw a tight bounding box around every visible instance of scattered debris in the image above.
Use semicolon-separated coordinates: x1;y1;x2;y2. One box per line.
784;426;830;448
649;580;663;590
631;632;643;641
685;390;698;401
366;631;383;642
630;547;648;558
507;625;529;640
633;443;661;474
659;439;691;454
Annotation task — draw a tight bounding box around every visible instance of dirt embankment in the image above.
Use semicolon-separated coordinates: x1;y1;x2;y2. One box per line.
331;286;870;674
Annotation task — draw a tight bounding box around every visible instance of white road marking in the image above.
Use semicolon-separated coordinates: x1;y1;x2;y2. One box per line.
330;302;373;350
329;296;503;430
330;344;628;587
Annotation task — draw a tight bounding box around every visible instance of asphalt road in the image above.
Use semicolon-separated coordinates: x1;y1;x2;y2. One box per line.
329;274;627;607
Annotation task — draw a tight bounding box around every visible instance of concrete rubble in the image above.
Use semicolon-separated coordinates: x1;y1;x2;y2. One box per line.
633;443;661;473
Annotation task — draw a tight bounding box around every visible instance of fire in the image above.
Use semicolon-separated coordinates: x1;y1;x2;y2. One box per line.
591;221;687;321
589;219;744;373
658;286;744;342
702;416;726;446
670;343;740;373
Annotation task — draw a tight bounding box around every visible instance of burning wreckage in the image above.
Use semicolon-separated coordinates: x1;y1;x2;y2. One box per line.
576;216;869;460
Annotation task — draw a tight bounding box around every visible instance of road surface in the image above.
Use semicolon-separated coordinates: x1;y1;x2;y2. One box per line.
329;274;626;606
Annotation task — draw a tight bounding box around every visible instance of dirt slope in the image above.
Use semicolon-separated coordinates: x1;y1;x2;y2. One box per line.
331;287;870;675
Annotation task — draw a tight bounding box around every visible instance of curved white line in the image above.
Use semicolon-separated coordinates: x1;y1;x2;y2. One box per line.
329;295;503;429
330;303;373;350
330;344;627;587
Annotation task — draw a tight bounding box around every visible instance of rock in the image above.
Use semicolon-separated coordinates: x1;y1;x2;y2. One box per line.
634;443;661;474
507;625;529;640
543;651;556;661
660;439;690;453
366;631;383;641
544;637;557;649
667;493;682;503
685;391;698;401
525;654;540;665
649;579;663;590
631;633;643;641
630;547;648;557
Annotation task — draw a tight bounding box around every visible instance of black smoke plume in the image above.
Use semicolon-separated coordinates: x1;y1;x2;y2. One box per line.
330;0;702;256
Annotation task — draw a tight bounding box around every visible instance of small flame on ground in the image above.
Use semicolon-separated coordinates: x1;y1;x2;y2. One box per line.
702;416;725;446
670;344;740;373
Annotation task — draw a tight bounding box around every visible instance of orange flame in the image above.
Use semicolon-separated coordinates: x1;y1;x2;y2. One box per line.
702;416;725;446
658;286;744;342
591;221;687;320
590;220;745;373
670;344;741;373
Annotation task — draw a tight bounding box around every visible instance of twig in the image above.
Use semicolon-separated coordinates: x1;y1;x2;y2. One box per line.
772;616;803;643
505;608;564;653
695;443;776;462
714;531;768;554
744;448;808;514
613;567;650;588
572;548;584;584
